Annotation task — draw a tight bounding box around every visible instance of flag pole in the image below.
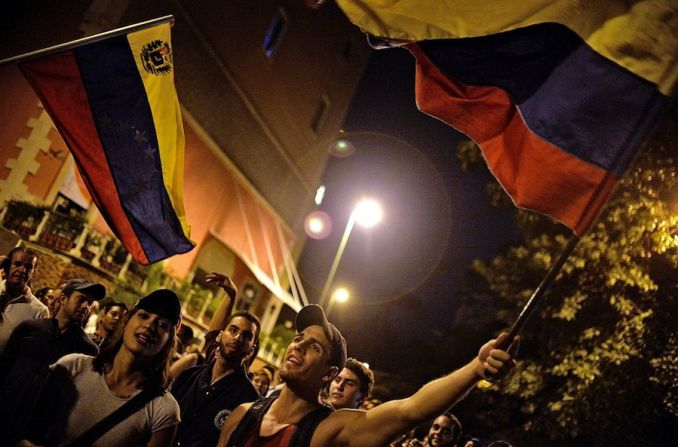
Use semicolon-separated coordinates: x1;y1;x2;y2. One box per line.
0;15;174;67
500;232;580;348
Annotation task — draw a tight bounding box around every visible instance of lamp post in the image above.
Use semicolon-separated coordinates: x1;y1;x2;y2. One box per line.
317;198;382;308
326;287;349;317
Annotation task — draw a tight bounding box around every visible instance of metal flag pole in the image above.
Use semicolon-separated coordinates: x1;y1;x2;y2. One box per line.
0;15;174;67
500;232;581;348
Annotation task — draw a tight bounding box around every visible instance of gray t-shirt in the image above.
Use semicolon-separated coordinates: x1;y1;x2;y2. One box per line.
52;354;180;446
0;281;49;353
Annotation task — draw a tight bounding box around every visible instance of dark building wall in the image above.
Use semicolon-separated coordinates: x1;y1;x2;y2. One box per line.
1;0;370;242
122;0;371;233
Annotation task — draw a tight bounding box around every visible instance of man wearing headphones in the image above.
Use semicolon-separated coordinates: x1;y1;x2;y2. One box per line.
0;247;48;354
171;310;261;447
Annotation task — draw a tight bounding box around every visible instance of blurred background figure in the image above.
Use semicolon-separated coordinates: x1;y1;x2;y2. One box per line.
463;436;482;447
46;282;66;319
359;397;382;410
88;301;127;347
252;367;273;396
34;287;53;307
423;413;462;447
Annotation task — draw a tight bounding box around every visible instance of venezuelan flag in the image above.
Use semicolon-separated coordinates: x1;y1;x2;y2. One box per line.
19;22;194;265
337;0;676;235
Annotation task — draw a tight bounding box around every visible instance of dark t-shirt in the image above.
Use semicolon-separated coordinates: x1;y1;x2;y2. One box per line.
0;318;98;443
171;363;259;447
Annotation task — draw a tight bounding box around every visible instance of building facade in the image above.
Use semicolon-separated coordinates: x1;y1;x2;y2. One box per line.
0;0;369;358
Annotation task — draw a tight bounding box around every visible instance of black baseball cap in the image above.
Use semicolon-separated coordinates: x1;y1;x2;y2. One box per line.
295;304;347;370
62;279;106;301
135;289;181;326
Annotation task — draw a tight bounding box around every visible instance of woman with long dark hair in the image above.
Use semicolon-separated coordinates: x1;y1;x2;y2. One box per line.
20;289;182;447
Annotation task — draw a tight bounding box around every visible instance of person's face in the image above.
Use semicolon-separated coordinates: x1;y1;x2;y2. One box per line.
280;325;336;387
329;367;364;409
101;305;126;333
59;291;93;324
122;309;172;357
6;251;36;289
218;316;257;363
428;415;455;446
252;374;270;396
48;287;63;316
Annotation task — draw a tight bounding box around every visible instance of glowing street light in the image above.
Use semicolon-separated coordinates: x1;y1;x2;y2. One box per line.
353;198;383;228
327;287;350;317
318;198;383;307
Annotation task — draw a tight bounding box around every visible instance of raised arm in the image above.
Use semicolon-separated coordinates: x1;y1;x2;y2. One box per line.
320;333;519;447
205;272;238;332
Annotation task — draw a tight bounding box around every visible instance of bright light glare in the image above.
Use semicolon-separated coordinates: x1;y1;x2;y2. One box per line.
332;287;350;303
304;211;331;239
314;185;326;206
308;217;324;234
353;198;383;228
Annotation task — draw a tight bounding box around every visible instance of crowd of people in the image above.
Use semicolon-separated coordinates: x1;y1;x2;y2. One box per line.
0;245;518;446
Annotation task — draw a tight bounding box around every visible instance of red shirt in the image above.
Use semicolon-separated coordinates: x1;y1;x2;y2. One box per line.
244;424;297;447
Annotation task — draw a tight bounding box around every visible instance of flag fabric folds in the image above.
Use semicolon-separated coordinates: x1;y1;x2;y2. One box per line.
337;0;676;235
20;22;194;264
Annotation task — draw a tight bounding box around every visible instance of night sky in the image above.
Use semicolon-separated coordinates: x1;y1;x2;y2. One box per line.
297;46;522;375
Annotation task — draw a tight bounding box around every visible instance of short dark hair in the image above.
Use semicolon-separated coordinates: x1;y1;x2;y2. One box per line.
224;311;261;343
35;287;52;300
4;246;38;275
102;301;128;314
344;358;374;399
436;413;462;442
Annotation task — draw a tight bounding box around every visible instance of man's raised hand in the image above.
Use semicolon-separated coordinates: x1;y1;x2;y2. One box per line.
205;272;237;299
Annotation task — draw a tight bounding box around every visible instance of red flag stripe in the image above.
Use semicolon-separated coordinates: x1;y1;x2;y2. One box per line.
408;43;618;235
21;52;149;264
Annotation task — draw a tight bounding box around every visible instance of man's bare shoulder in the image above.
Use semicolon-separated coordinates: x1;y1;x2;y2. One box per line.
217;402;254;447
311;409;365;447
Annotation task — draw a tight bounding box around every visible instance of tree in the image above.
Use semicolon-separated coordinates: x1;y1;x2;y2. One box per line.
454;105;678;446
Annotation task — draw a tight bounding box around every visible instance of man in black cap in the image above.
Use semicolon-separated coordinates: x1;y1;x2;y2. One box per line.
0;278;105;444
217;304;518;447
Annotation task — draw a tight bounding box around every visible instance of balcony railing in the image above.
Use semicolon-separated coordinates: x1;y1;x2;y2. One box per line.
0;200;146;286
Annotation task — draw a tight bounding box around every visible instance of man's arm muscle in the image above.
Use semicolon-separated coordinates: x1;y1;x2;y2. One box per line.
217;402;251;447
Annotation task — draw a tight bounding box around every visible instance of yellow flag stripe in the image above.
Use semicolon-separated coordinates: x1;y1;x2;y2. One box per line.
337;0;677;94
127;23;191;237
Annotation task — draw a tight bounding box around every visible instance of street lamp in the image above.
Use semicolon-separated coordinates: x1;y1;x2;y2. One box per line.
318;198;383;307
326;287;349;317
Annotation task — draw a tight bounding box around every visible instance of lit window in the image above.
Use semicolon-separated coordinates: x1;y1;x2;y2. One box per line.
263;8;289;58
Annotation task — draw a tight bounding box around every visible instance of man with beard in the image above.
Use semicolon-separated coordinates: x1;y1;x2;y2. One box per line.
0;247;48;353
424;413;462;447
0;278;105;444
89;301;128;347
171;310;261;447
327;358;374;410
217;304;518;447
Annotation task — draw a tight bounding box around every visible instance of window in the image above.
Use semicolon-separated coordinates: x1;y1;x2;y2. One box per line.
236;282;258;311
263;8;289;58
311;95;330;133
